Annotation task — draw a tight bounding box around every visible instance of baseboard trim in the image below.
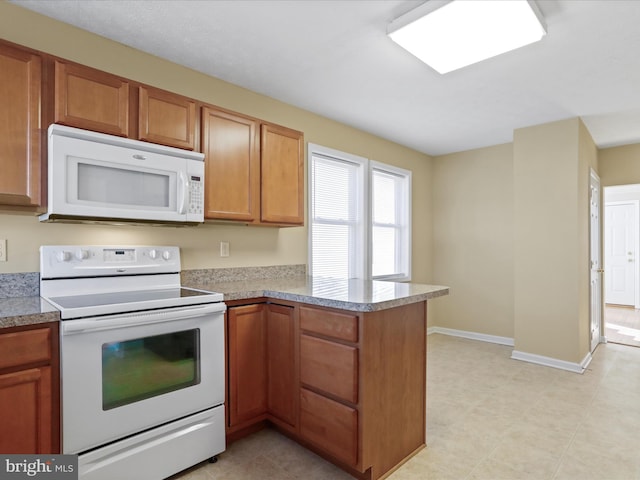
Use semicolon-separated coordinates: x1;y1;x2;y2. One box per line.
429;327;593;374
511;350;593;374
428;326;514;347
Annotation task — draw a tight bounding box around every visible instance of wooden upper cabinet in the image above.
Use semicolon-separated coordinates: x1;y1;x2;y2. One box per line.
54;60;129;137
202;107;259;221
0;44;42;207
138;86;196;150
260;123;304;225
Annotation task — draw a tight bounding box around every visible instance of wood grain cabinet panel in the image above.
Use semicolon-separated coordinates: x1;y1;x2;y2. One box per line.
0;328;51;370
300;306;358;342
266;304;296;428
202;107;259;221
260;123;304;225
0;43;42;207
300;334;358;404
138;86;196;150
300;388;358;466
227;304;267;426
0;323;59;454
0;367;52;453
54;60;129;137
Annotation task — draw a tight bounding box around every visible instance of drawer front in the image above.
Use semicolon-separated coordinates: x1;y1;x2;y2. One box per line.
300;306;358;342
300;335;357;404
0;328;51;371
300;388;357;467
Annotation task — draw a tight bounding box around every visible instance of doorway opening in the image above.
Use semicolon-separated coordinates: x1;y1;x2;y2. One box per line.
603;184;640;348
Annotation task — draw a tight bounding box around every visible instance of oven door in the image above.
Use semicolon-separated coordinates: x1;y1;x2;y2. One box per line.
60;302;225;454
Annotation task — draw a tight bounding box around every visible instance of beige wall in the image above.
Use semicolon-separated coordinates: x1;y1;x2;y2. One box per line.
431;118;597;364
513;118;594;363
599;143;640;187
0;3;433;282
431;143;514;338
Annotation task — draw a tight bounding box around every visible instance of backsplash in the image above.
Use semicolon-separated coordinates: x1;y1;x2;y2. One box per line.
181;264;306;284
0;265;306;299
0;273;39;298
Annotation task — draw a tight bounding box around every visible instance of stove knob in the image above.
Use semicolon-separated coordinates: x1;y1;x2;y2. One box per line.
149;249;158;260
162;250;172;261
75;249;89;261
57;251;71;262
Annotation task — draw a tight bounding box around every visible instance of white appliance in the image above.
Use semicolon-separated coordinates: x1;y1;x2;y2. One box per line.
40;125;205;225
40;245;226;480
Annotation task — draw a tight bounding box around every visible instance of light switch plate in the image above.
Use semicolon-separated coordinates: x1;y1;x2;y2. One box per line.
220;241;229;257
0;239;6;262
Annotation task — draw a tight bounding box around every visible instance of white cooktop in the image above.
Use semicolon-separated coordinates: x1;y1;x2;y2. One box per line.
40;245;223;319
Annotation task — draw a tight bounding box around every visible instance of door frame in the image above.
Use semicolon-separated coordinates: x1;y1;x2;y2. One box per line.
590;169;604;352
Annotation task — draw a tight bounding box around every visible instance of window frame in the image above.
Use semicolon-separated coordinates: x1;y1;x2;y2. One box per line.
308;143;411;281
370;160;412;282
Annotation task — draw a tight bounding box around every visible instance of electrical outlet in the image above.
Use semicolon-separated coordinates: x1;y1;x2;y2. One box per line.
220;241;230;257
0;239;6;262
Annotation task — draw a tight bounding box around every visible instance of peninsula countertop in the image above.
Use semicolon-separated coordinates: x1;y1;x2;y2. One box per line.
0;276;449;328
184;276;449;312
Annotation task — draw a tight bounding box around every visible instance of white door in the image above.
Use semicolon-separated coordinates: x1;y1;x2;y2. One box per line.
590;171;603;352
604;202;637;306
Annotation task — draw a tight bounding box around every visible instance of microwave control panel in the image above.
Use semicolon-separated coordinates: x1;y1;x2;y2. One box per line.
189;175;203;215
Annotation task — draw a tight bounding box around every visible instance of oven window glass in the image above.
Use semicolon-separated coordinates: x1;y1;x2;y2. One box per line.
102;329;200;410
77;162;171;208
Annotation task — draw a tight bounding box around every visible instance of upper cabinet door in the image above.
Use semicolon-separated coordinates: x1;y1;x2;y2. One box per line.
138;86;196;150
201;107;259;222
0;44;42;207
54;61;129;137
260;123;304;225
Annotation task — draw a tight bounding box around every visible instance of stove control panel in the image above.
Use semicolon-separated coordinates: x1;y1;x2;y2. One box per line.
40;245;181;279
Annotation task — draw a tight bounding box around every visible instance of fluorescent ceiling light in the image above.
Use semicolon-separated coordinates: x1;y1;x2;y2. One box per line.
388;0;546;74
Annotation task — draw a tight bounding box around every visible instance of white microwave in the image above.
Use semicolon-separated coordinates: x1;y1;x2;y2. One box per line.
40;124;205;225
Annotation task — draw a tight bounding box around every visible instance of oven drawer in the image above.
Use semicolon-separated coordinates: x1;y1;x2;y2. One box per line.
79;406;225;480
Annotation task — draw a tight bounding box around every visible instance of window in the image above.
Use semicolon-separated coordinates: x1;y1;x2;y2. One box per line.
309;144;411;281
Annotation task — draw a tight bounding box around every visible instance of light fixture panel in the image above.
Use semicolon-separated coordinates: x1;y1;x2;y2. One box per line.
388;0;546;74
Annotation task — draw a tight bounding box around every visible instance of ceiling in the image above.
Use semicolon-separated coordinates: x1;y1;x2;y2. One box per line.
11;0;640;156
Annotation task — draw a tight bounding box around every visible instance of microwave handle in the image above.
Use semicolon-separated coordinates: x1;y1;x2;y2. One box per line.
178;171;189;214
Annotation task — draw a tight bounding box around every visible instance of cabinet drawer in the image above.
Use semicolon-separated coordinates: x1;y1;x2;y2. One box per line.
300;306;358;342
300;335;357;404
300;388;357;466
0;328;51;371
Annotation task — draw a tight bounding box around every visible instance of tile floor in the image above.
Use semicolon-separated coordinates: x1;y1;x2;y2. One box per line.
605;305;640;348
172;334;640;480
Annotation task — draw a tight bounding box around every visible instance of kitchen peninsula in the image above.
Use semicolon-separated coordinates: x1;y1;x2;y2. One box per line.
0;274;447;480
184;274;448;480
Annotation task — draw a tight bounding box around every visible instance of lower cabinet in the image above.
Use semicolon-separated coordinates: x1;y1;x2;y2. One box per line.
226;299;427;480
299;387;358;466
226;302;296;432
266;304;296;429
227;303;267;427
0;323;59;454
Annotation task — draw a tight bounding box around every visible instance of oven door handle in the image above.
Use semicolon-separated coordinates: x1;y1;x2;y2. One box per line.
61;302;226;335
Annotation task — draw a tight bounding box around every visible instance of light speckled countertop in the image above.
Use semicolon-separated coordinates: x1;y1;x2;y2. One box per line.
0;297;60;328
186;276;449;312
0;275;448;328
